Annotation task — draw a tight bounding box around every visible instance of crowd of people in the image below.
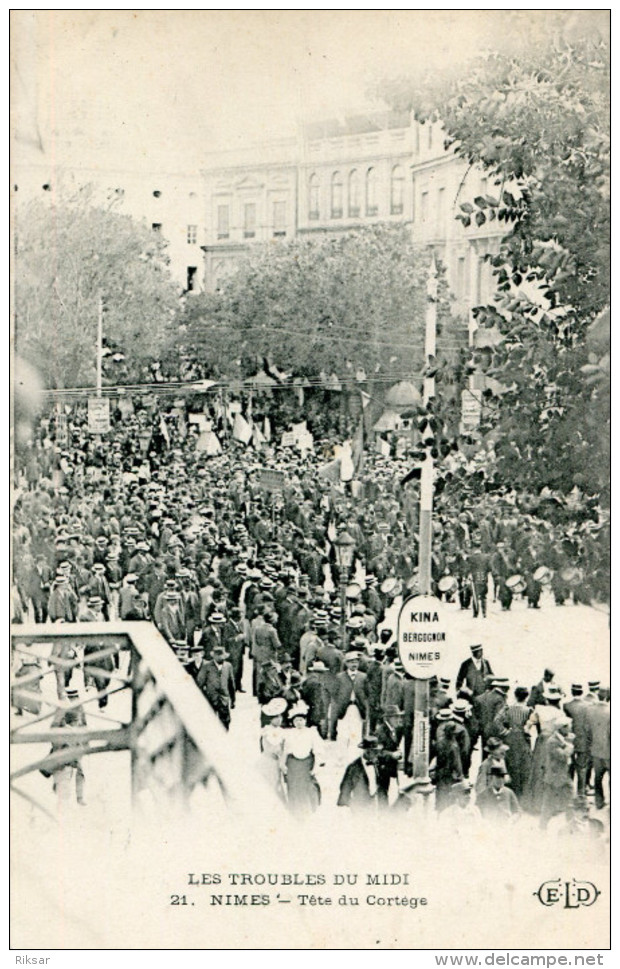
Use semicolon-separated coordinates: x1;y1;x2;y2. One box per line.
11;392;610;829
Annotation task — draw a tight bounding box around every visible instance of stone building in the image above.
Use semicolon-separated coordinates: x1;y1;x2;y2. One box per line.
201;111;504;336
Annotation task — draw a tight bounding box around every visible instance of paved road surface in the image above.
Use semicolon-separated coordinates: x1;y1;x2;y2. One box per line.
11;590;609;827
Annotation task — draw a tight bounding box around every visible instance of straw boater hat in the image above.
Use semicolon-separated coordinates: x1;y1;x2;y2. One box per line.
262;697;287;718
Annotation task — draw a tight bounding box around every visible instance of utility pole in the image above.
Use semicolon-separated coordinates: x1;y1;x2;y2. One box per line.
96;293;103;397
407;253;438;797
418;253;437;596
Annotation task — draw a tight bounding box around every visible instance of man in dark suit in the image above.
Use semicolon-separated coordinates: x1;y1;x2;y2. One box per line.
300;660;330;739
375;706;404;805
477;765;521;822
196;646;236;730
563;684;590;795
330;651;369;741
476;678;510;745
222;606;246;692
316;631;344;738
585;689;610;810
527;668;556;708
456;644;493;698
337;738;382;812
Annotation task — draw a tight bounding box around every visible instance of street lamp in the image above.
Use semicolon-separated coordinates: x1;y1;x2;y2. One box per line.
334;528;356;653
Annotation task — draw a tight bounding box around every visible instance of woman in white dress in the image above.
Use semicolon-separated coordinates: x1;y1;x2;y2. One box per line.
523;683;567;813
259;697;287;800
280;701;324;816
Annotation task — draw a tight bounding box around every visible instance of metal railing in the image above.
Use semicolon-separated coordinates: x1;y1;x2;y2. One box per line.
10;622;280;823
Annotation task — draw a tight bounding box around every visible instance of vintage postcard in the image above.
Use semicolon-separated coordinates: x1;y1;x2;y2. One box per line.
10;9;610;954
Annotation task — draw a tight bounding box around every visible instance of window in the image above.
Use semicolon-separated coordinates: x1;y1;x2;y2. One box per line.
476;257;484;305
420;191;429;224
243;202;257;238
437;187;446;229
273;201;287;237
217;205;230;239
331;172;343;219
456;256;466;298
390;166;405;215
348;170;360;217
366;168;378;216
308;174;320;220
186;267;197;292
152;222;162;232
427;124;433;150
187;224;198;245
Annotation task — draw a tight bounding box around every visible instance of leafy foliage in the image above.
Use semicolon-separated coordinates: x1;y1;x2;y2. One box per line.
380;29;610;504
173;225;465;380
14;190;179;388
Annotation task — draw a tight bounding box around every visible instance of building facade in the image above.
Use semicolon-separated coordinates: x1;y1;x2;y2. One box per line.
12;160;204;293
202;112;503;329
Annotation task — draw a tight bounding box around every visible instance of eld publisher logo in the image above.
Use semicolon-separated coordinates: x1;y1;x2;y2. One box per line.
534;879;601;909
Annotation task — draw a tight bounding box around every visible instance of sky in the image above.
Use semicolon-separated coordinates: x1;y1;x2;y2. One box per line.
11;9;608;175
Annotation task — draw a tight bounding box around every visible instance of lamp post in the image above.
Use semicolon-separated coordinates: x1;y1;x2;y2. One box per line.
334;528;356;653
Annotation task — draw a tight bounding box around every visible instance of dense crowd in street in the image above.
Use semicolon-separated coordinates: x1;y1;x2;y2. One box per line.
11;392;610;831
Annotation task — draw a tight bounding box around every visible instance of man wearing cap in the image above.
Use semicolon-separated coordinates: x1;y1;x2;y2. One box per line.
83;621;116;708
477;678;510;746
285;585;313;670
47;573;79;623
299;615;324;676
79;594;105;623
527;668;556;709
88;563;111;621
456;644;493;699
365;645;386;734
155;585;187;646
430;676;452;719
187;643;205;684
448;700;473;777
315;629;344;736
440;780;481;825
257;659;285;710
45;692;88;807
375;706;404;805
251;610;282;695
300;660;330;739
330;651;369;744
337;738;382;812
476;765;521;822
563;684;590;796
474;737;509;798
119;574;147;621
221;606;246;693
196;645;236;730
362;575;383;621
179;568;201;647
199;610;228;659
466;536;491;618
585;689;610;810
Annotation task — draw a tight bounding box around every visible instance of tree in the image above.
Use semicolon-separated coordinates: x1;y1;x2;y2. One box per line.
173;224;465;382
14;190;179;388
379;25;610;503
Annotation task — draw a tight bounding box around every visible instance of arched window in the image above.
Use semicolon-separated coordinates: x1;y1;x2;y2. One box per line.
366;168;378;216
390;165;405;215
331;171;343;219
348;170;360;217
308;174;320;220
